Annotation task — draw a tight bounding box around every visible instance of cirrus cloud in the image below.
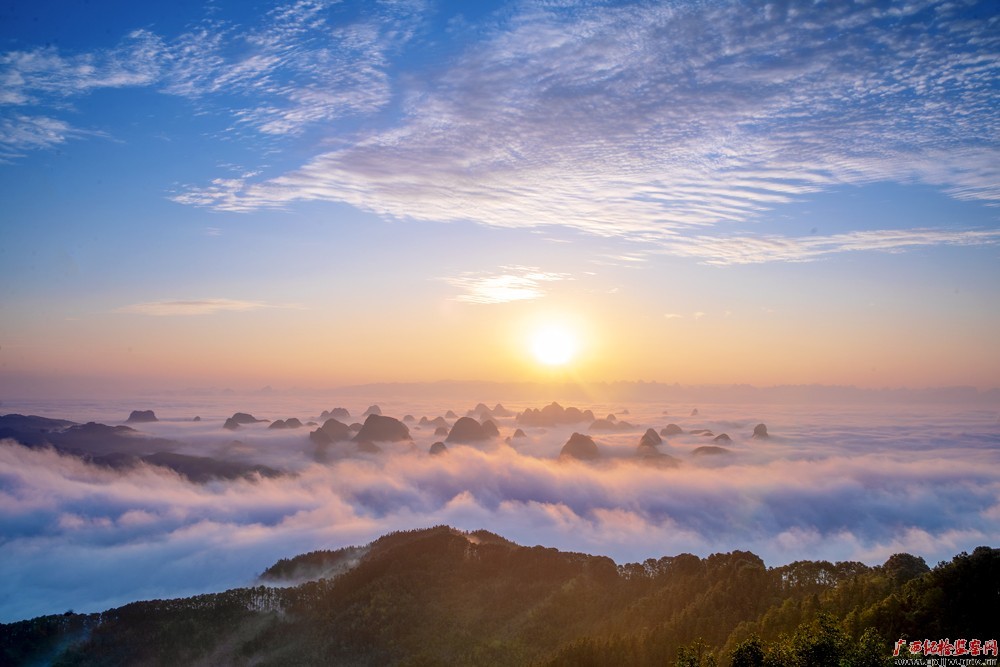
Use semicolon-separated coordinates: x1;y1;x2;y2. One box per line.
115;298;296;316
661;227;1000;266
3;0;998;264
171;0;1000;265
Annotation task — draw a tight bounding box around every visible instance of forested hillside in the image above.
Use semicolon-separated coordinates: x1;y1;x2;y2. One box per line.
3;526;997;666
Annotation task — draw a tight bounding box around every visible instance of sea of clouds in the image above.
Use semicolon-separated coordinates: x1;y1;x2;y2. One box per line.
1;395;998;623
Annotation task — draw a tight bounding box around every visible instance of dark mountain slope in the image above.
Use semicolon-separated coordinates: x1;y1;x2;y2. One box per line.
2;527;996;666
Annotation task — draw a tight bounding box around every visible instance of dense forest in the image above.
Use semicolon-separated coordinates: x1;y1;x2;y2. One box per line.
2;526;997;666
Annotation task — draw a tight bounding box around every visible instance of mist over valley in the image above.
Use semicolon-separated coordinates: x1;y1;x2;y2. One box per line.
2;390;997;626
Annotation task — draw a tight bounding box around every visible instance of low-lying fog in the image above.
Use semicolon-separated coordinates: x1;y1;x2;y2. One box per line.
1;395;998;623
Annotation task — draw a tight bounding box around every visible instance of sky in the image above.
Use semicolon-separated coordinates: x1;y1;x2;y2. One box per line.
1;0;999;394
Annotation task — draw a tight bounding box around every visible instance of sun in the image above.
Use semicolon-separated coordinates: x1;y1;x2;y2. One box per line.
531;326;577;366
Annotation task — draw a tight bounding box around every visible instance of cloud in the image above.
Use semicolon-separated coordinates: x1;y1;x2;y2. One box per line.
1;400;998;622
0;115;86;162
3;0;998;262
0;31;161;105
442;266;570;304
0;0;424;152
159;1;409;136
660;228;1000;266
115;298;290;316
170;0;1000;262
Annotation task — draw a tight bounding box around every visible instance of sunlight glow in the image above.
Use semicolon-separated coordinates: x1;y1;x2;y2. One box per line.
531;326;577;366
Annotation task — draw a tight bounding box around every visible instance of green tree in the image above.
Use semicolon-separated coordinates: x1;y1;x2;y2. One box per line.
790;614;847;667
731;634;765;667
676;638;718;667
850;627;892;667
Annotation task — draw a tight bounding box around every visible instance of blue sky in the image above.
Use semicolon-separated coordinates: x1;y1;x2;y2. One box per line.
1;0;998;393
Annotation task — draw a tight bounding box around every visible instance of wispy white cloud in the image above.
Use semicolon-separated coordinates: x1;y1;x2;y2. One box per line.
161;2;406;136
0;31;162;105
0;0;425;153
663;228;1000;266
442;266;570;304
116;298;292;316
171;0;999;260
3;0;998;264
0;114;80;161
161;0;426;136
171;175;258;208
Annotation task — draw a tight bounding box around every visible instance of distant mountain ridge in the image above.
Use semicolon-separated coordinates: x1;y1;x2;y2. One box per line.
298;381;1000;405
2;525;996;666
0;414;279;481
112;381;1000;404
